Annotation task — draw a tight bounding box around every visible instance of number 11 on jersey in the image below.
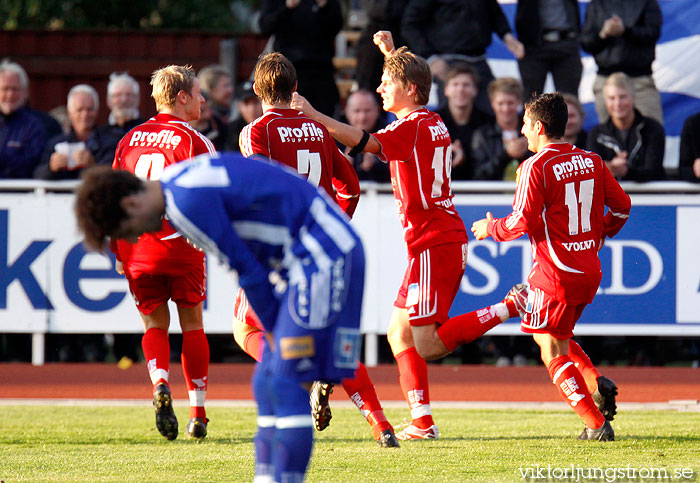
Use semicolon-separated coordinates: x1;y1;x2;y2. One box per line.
565;179;594;235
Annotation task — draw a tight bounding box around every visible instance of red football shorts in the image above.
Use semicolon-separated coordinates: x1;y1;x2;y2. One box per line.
125;261;206;315
520;287;587;339
233;288;264;330
394;242;467;327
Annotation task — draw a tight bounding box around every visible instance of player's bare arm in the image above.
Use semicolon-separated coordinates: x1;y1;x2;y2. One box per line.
373;30;395;57
290;92;381;154
471;212;494;240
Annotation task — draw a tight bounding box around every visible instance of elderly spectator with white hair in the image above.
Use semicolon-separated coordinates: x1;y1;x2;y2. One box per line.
0;59;48;178
87;72;145;165
34;84;101;179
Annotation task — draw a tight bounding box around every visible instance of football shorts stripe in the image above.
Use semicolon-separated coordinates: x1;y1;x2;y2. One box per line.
410;249;438;320
522;288;548;330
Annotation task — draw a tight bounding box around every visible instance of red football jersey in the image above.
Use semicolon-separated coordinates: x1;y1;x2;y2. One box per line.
373;108;467;256
239;108;360;216
487;143;631;304
111;113;216;275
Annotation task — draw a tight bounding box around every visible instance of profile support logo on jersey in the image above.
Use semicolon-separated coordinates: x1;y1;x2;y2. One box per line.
552;155;594;181
562;239;596;251
128;130;182;149
277;123;325;143
428;120;449;141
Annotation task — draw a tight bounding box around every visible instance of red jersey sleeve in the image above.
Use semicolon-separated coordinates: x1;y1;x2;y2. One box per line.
601;165;631;239
239;121;270;158
331;149;360;217
488;157;544;241
373;118;418;162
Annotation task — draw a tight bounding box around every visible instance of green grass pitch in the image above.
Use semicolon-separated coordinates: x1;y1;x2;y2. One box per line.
1;405;698;482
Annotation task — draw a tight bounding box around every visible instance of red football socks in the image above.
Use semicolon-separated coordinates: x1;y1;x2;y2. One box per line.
547;355;605;429
437;304;507;352
395;347;434;429
342;362;392;439
243;330;265;363
568;340;601;394
142;328;170;389
182;329;209;419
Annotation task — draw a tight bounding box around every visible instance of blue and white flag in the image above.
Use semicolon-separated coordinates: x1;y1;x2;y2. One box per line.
487;0;700;169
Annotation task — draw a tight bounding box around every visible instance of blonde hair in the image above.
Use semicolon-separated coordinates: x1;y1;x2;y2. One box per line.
383;47;431;106
604;72;634;96
487;77;523;101
197;64;231;94
150;65;196;111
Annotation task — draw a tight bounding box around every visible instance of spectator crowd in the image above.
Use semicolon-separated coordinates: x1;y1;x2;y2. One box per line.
2;0;698;184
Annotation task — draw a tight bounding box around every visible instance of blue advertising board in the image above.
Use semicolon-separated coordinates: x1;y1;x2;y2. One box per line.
451;195;700;335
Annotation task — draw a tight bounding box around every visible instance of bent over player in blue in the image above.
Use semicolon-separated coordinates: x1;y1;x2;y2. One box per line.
74;153;365;483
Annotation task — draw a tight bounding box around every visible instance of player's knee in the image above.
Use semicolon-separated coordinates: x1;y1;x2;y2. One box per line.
411;324;446;360
387;314;412;349
414;340;443;361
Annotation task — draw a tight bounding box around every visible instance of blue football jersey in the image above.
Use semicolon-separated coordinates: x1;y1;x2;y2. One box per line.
159;152;361;330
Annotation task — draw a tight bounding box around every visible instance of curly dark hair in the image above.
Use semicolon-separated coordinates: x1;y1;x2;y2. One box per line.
74;166;144;251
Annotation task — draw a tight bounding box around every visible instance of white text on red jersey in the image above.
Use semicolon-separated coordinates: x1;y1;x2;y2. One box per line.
128;130;182;149
552;155;595;181
277;123;324;143
428;120;449;141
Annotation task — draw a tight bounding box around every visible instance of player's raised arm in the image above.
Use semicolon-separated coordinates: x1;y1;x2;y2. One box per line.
373;30;395;57
290;92;381;155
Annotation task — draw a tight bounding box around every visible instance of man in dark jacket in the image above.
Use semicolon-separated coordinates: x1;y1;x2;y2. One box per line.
34;84;101;180
402;0;524;114
515;0;582;101
436;63;493;180
258;0;344;117
587;73;665;181
0;60;47;179
581;0;663;124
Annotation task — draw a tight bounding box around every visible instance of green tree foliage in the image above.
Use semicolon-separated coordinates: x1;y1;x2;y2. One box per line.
0;0;257;31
